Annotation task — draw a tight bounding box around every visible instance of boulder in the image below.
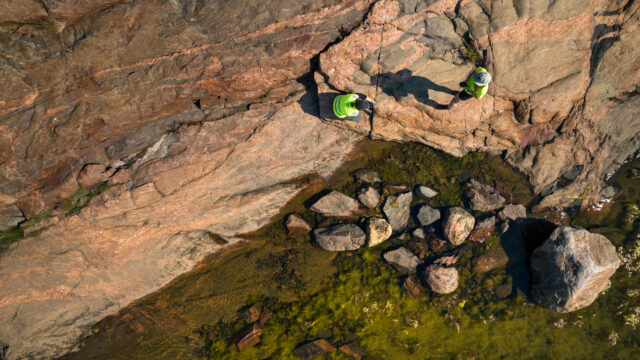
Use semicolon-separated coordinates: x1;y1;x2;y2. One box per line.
0;205;25;231
530;227;621;312
353;169;381;184
472;243;509;273
312;224;366;251
357;187;380;209
422;265;459;294
382;192;412;231
498;204;527;221
293;339;336;360
467;216;496;243
403;275;425;299
416;204;440;226
383;247;421;272
230;324;263;351
415;185;438;199
463;179;506;212
442;207;475;245
77;164;109;188
285;214;312;235
365;218;393;247
310;191;364;218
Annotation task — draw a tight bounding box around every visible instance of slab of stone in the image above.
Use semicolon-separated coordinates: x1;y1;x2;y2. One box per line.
498;204;526;221
463;179;506;212
285;214;312;235
422;265;459;294
442;207;475;245
416;204;440;226
383;247;421;272
530;226;621;312
365;217;392;247
384;183;410;193
415;185;438;199
310;191;364;218
353;169;381;183
293;339;336;360
357;186;380;209
312;224;366;251
230;323;263;351
382;192;412;231
0;205;25;230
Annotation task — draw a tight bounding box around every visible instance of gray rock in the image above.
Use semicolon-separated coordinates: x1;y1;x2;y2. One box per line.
383;247;421;272
416;205;440;226
353;169;381;184
285;214;311;235
415;185;438;199
562;165;583;180
312;224;366;251
365;217;392;247
310;191;364;218
412;227;426;240
441;207;475;245
601;186;617;199
0;205;25;231
382;192;413;231
357;187;380;209
530;226;621;312
498;204;526;221
422;264;459;294
463;179;506;212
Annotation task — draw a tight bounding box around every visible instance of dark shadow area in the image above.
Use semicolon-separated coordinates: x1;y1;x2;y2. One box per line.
371;69;457;109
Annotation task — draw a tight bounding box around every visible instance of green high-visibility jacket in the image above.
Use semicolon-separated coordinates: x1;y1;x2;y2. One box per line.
464;67;489;99
333;94;360;118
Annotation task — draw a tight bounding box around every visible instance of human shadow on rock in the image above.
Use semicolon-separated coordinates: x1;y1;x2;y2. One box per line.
372;69;457;109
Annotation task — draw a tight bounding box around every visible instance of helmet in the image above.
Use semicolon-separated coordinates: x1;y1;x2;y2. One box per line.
473;71;492;86
355;99;372;110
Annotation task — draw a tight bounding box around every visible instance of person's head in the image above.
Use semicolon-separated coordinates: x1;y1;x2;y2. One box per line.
355;99;372;110
473;71;492;87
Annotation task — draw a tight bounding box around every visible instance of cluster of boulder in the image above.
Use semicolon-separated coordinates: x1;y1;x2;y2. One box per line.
285;169;621;313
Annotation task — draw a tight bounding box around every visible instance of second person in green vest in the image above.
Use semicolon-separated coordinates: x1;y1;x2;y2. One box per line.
332;93;376;122
446;67;492;109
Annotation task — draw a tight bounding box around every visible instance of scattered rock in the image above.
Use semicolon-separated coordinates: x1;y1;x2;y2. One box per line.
434;246;466;266
467;216;496;243
472;243;509;273
530;226;621;312
442;207;475;245
357;187;380;209
383;183;410;193
285;214;312;235
0;205;25;231
383;247;421;272
403;275;425;299
108;169;132;185
312;224;366;251
353;169;381;184
310;191;364;218
292;339;336;360
463;179;506;212
415;185;438;199
338;343;365;359
412;227;426;239
422;265;459;294
498;204;526;221
365;217;392;247
382;192;412;231
240;305;261;324
230;323;263;351
428;236;448;254
77;164;109;188
416;205;440;226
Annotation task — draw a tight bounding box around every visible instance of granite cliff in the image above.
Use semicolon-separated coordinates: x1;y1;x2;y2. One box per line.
0;0;638;359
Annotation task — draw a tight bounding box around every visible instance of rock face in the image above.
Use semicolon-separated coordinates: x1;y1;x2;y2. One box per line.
312;224;366;251
416;204;440;226
357;187;380;209
463;179;506;212
530;226;621;312
422;265;459;294
310;191;364;218
382;192;413;231
383;247;421;271
442;207;475;245
365;217;393;247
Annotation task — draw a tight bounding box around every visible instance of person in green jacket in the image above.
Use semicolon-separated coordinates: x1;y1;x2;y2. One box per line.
446;67;492;109
333;93;376;122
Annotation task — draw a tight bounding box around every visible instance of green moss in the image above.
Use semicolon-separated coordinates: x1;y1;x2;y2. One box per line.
0;227;24;252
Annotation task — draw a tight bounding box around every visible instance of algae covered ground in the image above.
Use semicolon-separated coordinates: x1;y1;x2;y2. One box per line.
63;141;640;360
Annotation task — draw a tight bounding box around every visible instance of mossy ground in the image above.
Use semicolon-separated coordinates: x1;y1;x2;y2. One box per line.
63;142;640;360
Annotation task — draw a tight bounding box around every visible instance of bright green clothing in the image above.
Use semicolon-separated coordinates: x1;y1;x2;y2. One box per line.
333;94;360;118
465;67;489;99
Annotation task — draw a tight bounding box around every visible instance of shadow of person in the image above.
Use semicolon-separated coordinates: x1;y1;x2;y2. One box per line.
372;69;457;109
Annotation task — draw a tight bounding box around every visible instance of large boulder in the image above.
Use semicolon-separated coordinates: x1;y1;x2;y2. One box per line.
310;191;364;218
463;179;506;212
441;207;475;245
382;192;412;231
416;204;440;226
365;217;393;247
421;265;459;294
383;247;421;272
530;227;621;312
312;224;366;251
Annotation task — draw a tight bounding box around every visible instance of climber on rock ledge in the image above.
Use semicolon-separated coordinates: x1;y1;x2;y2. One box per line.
333;93;376;122
444;67;492;109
